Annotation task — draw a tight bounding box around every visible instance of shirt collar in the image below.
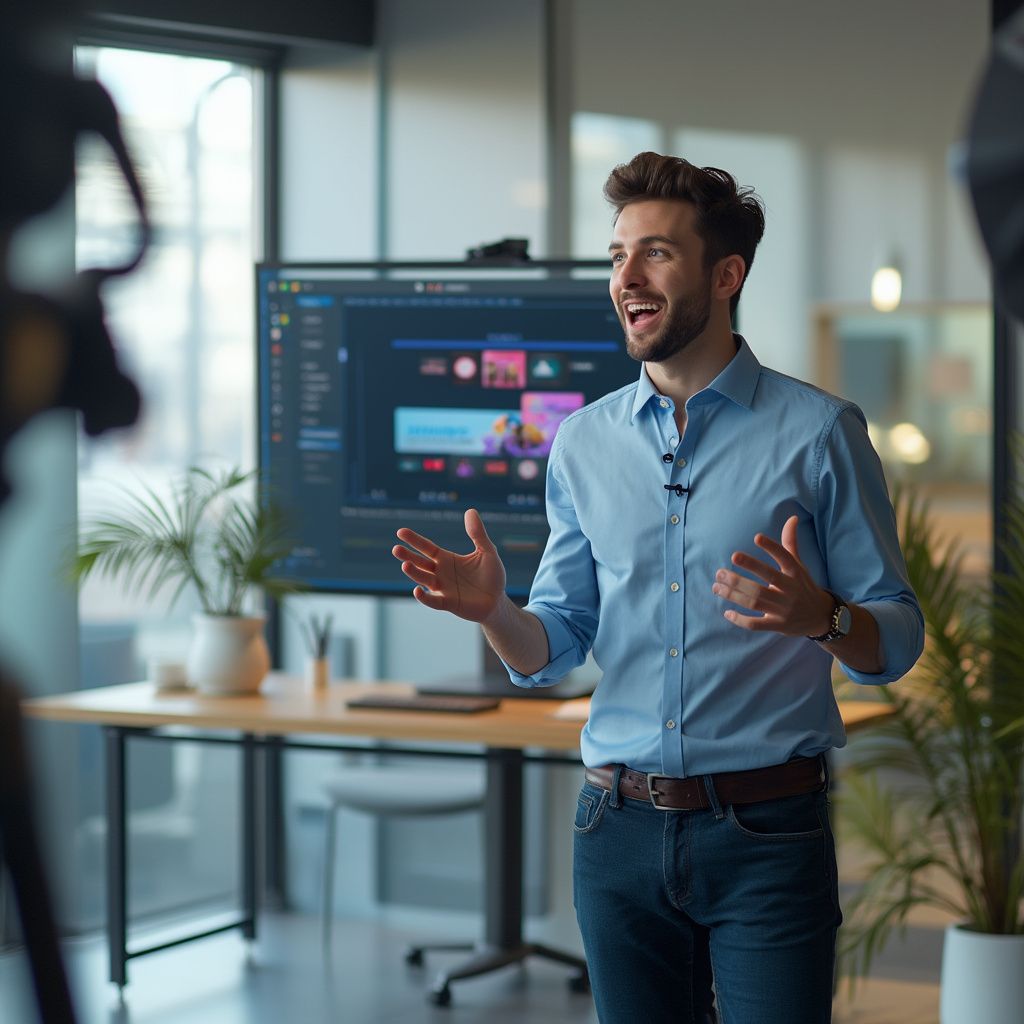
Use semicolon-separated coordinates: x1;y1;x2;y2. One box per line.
706;334;760;410
629;334;761;422
630;364;662;420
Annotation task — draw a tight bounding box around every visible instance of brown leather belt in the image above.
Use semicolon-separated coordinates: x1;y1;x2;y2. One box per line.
584;756;826;811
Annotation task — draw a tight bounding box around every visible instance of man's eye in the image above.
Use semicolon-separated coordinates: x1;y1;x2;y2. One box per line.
649;248;665;257
611;253;625;264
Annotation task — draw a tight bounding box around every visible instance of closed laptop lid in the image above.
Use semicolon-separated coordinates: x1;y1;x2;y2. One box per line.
417;673;594;701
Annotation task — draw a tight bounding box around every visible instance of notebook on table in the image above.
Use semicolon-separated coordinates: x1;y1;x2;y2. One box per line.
346;692;500;714
417;673;594;702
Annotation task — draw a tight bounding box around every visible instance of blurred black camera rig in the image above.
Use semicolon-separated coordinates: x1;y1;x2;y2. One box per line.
1;7;148;503
1;6;149;1022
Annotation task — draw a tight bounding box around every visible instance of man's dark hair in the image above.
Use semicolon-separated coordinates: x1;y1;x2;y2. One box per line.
604;152;766;313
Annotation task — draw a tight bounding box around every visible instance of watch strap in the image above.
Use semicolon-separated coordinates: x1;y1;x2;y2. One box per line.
807;590;849;643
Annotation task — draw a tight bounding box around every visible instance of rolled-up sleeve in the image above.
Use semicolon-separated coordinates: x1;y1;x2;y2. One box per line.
816;406;924;685
504;432;600;688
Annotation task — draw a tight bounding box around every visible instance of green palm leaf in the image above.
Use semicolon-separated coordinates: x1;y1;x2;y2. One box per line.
839;485;1024;985
73;466;295;616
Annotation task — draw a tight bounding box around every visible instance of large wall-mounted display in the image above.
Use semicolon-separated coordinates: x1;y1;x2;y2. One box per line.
258;264;635;597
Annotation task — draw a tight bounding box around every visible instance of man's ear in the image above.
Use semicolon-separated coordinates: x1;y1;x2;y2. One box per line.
714;255;747;303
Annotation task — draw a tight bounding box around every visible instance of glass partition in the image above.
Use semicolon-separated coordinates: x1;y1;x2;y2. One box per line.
70;43;262;934
813;303;992;579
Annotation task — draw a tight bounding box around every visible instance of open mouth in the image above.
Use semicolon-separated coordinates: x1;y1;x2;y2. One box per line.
624;300;663;329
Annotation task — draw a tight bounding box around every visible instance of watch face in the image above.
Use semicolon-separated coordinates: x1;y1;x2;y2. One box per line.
836;604;852;637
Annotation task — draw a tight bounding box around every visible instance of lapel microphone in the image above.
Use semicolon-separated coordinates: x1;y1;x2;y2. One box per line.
664;484;689;497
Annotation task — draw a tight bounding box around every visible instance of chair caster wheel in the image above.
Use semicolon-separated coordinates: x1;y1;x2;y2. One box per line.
568;970;590;994
405;947;424;966
429;985;451;1007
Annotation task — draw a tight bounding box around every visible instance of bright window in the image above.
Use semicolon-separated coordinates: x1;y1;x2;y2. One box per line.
571;112;662;258
71;43;263;931
75;45;260;634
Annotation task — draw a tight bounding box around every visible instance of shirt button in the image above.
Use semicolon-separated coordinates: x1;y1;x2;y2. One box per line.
670;514;680;525
669;436;678;446
670;582;680;592
666;720;676;730
677;457;687;467
659;399;669;409
669;648;678;657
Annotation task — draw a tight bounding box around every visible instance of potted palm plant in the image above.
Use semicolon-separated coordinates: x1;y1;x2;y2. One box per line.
75;466;295;695
837;487;1024;1022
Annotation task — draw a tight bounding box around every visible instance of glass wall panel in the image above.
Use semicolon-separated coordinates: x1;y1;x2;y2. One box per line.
571;112;662;258
814;304;992;579
75;45;259;636
71;44;261;931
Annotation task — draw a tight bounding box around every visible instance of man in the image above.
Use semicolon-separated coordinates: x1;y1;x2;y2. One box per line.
391;152;923;1024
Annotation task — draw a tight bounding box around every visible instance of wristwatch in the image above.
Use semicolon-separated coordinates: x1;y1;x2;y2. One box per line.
807;591;852;643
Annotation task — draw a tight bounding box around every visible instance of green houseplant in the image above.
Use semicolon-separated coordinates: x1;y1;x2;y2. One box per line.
838;487;1024;1021
75;466;295;694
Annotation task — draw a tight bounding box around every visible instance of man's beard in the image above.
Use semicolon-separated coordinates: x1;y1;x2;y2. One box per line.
624;276;712;364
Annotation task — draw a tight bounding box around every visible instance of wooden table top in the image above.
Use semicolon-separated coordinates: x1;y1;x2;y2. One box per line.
21;675;895;754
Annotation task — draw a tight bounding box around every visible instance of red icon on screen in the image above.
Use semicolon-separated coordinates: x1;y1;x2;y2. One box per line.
422;457;446;472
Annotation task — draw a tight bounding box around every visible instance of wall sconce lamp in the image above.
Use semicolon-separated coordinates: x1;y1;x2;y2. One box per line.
871;254;903;312
888;421;930;465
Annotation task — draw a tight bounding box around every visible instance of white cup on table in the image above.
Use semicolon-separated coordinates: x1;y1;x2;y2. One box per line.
149;658;190;692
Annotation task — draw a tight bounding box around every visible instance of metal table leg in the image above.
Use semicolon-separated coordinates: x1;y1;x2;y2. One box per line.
262;736;287;909
241;733;258;942
102;728;264;986
105;726;127;989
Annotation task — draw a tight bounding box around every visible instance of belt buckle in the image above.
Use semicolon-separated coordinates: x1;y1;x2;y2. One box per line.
645;773;674;811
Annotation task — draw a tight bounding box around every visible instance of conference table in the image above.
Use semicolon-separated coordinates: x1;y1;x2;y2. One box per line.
22;677;895;1005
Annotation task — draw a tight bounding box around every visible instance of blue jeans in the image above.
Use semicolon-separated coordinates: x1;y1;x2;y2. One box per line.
573;768;841;1024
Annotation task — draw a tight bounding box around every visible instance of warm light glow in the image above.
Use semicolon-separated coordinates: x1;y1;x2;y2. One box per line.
871;266;902;312
889;422;931;464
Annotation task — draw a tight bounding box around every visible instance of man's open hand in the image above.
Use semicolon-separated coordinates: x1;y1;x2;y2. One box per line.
392;508;506;623
711;515;833;636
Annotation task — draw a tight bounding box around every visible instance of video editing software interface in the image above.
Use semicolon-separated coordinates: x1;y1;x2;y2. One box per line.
258;267;637;596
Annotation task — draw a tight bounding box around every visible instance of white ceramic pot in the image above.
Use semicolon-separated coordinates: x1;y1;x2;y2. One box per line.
940;923;1024;1024
186;614;270;696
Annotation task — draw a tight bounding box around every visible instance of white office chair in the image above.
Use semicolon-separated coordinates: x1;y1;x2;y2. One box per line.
320;761;486;959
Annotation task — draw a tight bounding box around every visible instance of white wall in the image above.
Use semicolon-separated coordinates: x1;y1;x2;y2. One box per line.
566;0;991;377
572;2;985;140
280;0;548;263
279;47;380;261
382;0;547;258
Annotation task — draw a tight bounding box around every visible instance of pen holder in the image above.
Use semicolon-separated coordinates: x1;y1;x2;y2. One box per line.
306;656;329;692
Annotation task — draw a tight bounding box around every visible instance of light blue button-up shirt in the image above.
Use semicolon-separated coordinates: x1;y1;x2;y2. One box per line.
506;336;924;775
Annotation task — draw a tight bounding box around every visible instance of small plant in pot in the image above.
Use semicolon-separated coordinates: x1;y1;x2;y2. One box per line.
75;466;295;695
837;487;1024;1023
